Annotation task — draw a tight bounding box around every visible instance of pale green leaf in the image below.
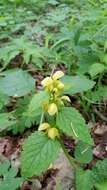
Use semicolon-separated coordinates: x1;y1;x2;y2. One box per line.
0;69;35;97
89;63;105;77
62;75;95;95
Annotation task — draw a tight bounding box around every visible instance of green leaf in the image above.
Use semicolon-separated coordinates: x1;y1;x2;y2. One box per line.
0;92;9;110
76;169;92;190
21;131;60;178
0;161;23;190
0;113;17;132
0;69;35;97
62;75;95;95
74;141;93;163
87;85;107;103
56;107;93;145
89;63;105;77
26;91;50;117
92;158;107;184
11;96;36;134
95;181;107;190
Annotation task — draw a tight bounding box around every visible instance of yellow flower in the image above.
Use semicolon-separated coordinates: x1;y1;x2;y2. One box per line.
52;71;64;80
41;77;53;87
57;81;65;90
61;96;71;102
38;123;50;131
48;128;59;139
48;103;58;116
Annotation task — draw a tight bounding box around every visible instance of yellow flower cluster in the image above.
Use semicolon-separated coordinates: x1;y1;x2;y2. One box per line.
41;71;70;116
41;71;64;92
38;122;59;140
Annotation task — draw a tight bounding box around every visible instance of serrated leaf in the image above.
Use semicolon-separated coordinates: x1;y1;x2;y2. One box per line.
56;107;93;145
21;131;60;178
74;141;93;163
0;69;35;97
62;75;95;95
0;113;17;132
0;161;23;190
92;158;107;184
89;63;105;77
76;169;92;190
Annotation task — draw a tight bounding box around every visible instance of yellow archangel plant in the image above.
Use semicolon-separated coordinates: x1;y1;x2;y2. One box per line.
21;69;93;180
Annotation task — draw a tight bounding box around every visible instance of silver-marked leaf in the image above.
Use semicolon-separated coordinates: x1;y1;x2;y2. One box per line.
56;107;93;145
75;141;93;163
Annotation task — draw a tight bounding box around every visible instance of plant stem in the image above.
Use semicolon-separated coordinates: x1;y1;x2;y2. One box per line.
59;139;80;170
40;112;44;125
51;37;70;50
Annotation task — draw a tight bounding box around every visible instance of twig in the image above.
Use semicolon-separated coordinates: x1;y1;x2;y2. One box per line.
51;65;56;76
93;107;107;122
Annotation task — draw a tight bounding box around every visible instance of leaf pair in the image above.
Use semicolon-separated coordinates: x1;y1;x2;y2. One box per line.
21;107;93;178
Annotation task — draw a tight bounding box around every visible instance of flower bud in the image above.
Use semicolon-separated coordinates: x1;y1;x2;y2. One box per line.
61;96;71;102
48;128;59;139
48;103;58;116
57;81;64;90
38;123;50;131
52;71;64;80
41;77;53;87
58;99;64;106
53;88;58;93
